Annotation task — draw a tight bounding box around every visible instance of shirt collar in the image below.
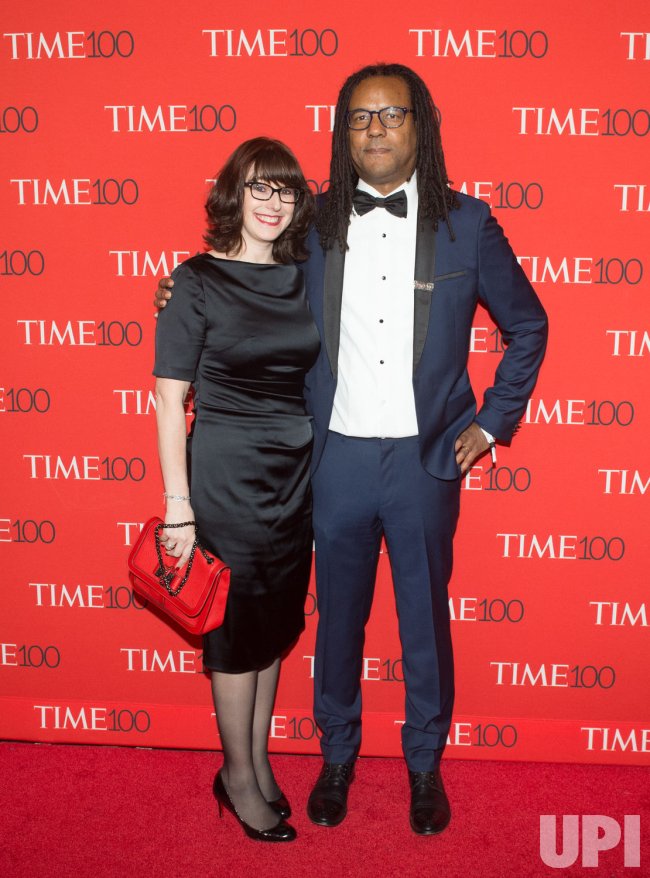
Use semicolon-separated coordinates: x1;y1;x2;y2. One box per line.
356;170;418;203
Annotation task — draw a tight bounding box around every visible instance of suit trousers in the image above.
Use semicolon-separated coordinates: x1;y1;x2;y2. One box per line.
311;431;460;771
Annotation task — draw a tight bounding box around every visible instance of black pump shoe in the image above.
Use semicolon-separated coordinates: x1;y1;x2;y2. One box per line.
267;791;291;820
213;772;297;842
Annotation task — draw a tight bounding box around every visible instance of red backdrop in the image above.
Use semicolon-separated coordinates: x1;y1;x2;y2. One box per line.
2;0;649;765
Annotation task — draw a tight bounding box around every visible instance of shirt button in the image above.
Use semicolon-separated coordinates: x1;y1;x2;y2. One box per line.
381;275;386;280
379;319;384;323
379;360;385;364
382;233;387;238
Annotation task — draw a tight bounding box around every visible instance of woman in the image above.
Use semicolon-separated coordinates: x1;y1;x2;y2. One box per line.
153;138;319;842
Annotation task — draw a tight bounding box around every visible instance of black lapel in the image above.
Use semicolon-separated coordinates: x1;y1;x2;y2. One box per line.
412;208;436;373
323;244;346;378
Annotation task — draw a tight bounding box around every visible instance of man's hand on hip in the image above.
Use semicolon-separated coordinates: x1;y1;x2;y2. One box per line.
455;422;490;474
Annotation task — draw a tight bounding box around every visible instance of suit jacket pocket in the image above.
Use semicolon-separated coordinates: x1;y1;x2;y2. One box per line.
433;270;468;283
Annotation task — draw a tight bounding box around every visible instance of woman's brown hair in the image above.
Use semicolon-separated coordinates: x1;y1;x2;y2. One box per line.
204;137;314;263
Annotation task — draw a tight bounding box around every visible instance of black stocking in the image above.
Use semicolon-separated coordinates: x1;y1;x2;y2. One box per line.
252;658;282;801
211;669;279;830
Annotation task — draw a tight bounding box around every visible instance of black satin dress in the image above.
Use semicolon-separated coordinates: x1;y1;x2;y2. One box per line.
154;254;320;672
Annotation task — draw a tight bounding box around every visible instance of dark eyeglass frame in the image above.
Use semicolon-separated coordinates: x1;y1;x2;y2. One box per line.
346;106;415;130
244;181;303;204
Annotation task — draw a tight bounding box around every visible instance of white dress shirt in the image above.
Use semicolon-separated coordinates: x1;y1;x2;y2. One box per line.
329;174;419;438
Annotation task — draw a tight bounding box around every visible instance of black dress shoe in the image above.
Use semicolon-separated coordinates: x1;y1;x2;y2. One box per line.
307;761;355;827
213;772;297;842
408;768;451;835
267;790;291;820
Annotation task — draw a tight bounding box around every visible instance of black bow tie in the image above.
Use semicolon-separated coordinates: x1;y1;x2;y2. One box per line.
352;189;408;219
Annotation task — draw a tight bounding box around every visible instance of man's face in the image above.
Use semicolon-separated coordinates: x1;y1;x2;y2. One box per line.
347;76;417;195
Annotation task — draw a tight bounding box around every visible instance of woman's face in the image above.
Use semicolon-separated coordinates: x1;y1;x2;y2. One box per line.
240;171;296;253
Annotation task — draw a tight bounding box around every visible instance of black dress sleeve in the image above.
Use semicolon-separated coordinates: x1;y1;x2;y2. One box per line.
153;261;206;381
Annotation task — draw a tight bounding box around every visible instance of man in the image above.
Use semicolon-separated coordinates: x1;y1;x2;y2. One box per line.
156;63;548;835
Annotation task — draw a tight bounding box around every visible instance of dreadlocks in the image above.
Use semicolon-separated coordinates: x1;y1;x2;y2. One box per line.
317;63;459;252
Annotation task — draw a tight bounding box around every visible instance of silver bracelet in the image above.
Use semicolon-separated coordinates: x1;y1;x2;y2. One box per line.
163;492;191;502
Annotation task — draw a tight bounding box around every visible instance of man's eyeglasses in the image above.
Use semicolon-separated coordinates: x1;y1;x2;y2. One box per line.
346;106;415;130
244;181;303;204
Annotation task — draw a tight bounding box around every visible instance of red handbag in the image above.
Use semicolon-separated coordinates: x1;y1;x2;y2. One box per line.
128;517;231;635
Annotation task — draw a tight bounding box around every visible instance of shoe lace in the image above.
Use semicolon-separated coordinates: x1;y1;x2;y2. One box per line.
409;770;440;792
323;763;353;783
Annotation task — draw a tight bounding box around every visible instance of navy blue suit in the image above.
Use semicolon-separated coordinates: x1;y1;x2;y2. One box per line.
301;192;548;769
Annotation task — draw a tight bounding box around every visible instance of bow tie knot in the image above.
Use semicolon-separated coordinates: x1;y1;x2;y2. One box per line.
353;189;408;219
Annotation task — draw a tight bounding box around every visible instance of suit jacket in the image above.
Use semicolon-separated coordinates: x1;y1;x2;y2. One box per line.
301;191;548;480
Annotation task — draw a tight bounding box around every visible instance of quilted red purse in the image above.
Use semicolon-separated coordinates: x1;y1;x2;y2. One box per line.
128;517;231;635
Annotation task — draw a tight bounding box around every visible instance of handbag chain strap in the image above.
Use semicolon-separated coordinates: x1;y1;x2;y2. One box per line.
154;520;214;597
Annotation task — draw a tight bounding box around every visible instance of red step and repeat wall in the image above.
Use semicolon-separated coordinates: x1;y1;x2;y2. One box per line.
2;0;648;765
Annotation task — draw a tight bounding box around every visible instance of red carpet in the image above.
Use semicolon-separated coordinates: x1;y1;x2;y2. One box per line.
1;742;648;877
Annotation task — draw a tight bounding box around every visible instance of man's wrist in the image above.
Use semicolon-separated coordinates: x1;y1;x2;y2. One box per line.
478;426;497;465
